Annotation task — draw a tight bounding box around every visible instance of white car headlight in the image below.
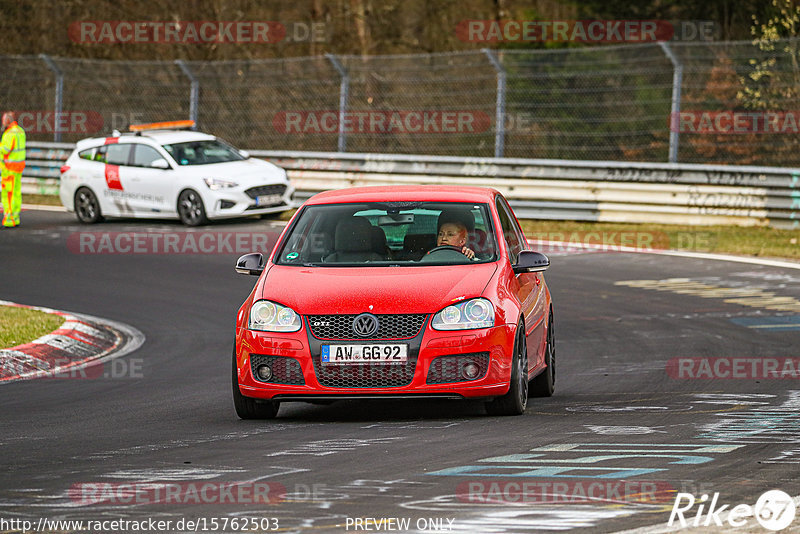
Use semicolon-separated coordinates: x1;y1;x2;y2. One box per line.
204;178;238;190
431;298;494;331
249;300;302;332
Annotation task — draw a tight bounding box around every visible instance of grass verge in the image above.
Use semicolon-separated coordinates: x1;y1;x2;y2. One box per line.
0;305;65;348
23;193;62;206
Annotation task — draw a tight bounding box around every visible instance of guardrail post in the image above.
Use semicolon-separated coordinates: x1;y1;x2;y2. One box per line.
483;49;506;159
39;54;64;142
175;60;199;128
326;53;349;152
659;42;683;163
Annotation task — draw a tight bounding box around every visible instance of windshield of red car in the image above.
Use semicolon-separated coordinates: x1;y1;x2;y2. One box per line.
275;201;498;266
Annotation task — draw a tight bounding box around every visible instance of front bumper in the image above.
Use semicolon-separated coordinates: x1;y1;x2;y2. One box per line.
208;183;295;219
235;319;515;401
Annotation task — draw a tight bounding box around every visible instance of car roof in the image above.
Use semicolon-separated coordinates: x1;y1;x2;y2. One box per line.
306;185;500;205
75;130;215;149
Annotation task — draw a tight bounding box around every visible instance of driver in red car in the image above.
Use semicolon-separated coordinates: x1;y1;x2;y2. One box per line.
430;210;475;259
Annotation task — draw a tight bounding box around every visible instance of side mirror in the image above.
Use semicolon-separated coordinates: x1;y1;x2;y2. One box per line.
235;253;265;276
239;149;250;159
151;158;170;169
513;250;549;274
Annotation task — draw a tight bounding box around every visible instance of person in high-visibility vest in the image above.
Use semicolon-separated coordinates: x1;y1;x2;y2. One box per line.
0;112;25;227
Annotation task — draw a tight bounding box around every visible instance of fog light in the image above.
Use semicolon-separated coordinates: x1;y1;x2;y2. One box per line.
256;364;272;381
462;362;481;380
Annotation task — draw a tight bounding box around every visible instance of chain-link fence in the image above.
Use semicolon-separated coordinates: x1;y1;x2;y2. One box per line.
2;40;799;166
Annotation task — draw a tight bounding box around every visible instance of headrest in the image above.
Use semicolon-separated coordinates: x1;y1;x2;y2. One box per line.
334;217;375;252
438;209;475;232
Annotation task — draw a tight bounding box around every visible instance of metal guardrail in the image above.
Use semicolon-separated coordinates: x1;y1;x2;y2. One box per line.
23;142;800;228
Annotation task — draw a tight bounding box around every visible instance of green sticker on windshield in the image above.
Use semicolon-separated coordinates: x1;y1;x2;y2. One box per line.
286;252;299;260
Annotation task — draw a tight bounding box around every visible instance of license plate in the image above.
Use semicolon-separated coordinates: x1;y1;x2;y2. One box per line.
255;194;282;206
321;344;408;365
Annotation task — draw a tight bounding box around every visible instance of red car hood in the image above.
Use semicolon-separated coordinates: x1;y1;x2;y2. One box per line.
260;263;498;315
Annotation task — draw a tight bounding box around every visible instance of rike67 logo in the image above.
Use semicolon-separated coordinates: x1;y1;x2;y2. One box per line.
669;490;796;531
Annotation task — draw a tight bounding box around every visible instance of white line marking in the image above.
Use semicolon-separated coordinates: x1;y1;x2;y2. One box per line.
22;203;67;212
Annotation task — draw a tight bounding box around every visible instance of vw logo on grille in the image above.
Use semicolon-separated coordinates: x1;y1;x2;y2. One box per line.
352;313;379;337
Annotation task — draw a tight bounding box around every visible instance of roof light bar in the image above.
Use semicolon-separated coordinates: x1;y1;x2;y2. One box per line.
129;120;196;132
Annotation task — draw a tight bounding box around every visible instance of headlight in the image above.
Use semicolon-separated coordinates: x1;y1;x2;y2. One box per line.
204;178;238;190
431;298;494;331
249;300;301;332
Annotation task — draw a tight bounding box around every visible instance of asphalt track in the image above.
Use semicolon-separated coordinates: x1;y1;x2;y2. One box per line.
1;210;800;534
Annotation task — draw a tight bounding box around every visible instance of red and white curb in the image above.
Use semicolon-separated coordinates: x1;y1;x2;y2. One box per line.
0;300;145;383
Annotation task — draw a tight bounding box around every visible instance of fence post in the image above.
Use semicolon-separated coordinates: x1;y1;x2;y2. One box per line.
39;54;63;142
659;42;683;163
483;49;506;158
326;53;349;152
175;60;199;128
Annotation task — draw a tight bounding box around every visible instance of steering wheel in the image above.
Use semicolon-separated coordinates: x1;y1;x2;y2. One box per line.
420;245;471;263
427;245;464;255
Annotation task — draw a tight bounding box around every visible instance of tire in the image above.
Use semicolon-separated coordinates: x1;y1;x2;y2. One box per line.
232;349;280;419
529;309;555;397
485;320;528;416
177;189;208;226
74;187;103;224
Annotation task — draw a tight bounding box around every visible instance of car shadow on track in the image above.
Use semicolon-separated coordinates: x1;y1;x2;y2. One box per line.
272;398;491;422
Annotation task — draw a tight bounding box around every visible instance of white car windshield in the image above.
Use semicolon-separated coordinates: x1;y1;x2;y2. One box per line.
162;140;245;166
275;202;498;266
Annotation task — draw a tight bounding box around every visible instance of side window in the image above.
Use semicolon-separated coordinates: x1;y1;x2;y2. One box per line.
78;148;95;161
496;198;523;264
105;144;132;166
132;144;164;167
499;197;528;252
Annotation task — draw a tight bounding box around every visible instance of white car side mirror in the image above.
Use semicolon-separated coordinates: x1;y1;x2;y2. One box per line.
151;158;170;169
239;150;250;159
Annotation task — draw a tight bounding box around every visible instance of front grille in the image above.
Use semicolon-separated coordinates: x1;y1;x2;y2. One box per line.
250;354;305;385
426;353;490;384
312;356;417;388
307;314;427;340
245;184;287;199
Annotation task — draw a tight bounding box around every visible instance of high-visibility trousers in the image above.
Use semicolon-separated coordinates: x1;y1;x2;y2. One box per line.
1;169;21;227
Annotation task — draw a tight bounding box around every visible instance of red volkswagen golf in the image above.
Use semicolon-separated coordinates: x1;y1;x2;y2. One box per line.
232;186;554;418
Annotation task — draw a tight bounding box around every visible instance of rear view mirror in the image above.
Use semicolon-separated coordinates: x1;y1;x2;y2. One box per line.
151;158;170;169
378;213;414;226
239;150;250;159
235;253;265;276
513;250;549;274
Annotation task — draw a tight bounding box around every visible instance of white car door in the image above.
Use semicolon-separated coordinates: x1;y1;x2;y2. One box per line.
123;144;176;215
98;142;137;216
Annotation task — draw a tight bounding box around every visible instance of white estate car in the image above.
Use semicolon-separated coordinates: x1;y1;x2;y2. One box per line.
59;122;294;226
